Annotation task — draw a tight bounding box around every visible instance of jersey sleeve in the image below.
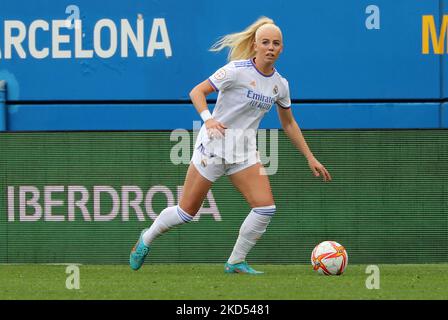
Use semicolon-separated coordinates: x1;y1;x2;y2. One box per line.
277;78;291;109
208;62;237;92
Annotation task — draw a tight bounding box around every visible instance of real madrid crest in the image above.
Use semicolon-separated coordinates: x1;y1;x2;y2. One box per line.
273;85;278;95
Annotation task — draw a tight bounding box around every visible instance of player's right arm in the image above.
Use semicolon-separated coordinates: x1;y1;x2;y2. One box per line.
189;80;227;136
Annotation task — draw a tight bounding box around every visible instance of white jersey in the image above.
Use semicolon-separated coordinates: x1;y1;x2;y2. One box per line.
195;58;291;163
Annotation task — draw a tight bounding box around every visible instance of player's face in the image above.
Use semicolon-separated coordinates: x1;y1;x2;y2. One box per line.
254;26;283;65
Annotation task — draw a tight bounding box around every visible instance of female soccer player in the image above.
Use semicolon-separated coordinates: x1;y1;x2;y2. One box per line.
130;17;332;274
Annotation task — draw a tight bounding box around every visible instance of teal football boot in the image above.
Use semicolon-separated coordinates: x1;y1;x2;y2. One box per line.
224;261;264;275
129;229;150;271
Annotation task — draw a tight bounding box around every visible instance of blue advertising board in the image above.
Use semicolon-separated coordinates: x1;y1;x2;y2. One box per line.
6;103;441;131
0;0;441;101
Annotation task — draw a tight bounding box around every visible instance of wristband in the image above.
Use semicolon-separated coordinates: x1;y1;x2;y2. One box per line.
200;110;213;122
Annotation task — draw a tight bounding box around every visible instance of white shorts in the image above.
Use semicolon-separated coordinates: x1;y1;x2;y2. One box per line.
191;144;261;182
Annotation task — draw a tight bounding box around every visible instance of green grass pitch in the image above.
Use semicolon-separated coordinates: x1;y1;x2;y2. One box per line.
0;264;447;300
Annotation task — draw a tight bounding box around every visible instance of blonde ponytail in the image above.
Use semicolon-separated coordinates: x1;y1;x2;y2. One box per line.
210;16;276;61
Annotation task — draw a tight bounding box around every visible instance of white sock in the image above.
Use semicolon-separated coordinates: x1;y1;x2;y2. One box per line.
227;205;276;264
142;205;193;246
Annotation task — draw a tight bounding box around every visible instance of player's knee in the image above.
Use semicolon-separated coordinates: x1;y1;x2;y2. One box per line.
247;195;275;209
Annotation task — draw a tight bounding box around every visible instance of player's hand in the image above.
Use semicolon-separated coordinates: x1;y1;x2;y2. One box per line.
307;157;332;182
205;119;227;139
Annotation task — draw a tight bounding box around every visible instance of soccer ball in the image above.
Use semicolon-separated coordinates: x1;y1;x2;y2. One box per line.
311;241;348;275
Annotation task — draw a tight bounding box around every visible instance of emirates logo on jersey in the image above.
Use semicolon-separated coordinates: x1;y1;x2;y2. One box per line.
247;90;275;111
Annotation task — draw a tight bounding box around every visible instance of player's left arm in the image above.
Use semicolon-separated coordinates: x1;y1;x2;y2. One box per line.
277;106;332;182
